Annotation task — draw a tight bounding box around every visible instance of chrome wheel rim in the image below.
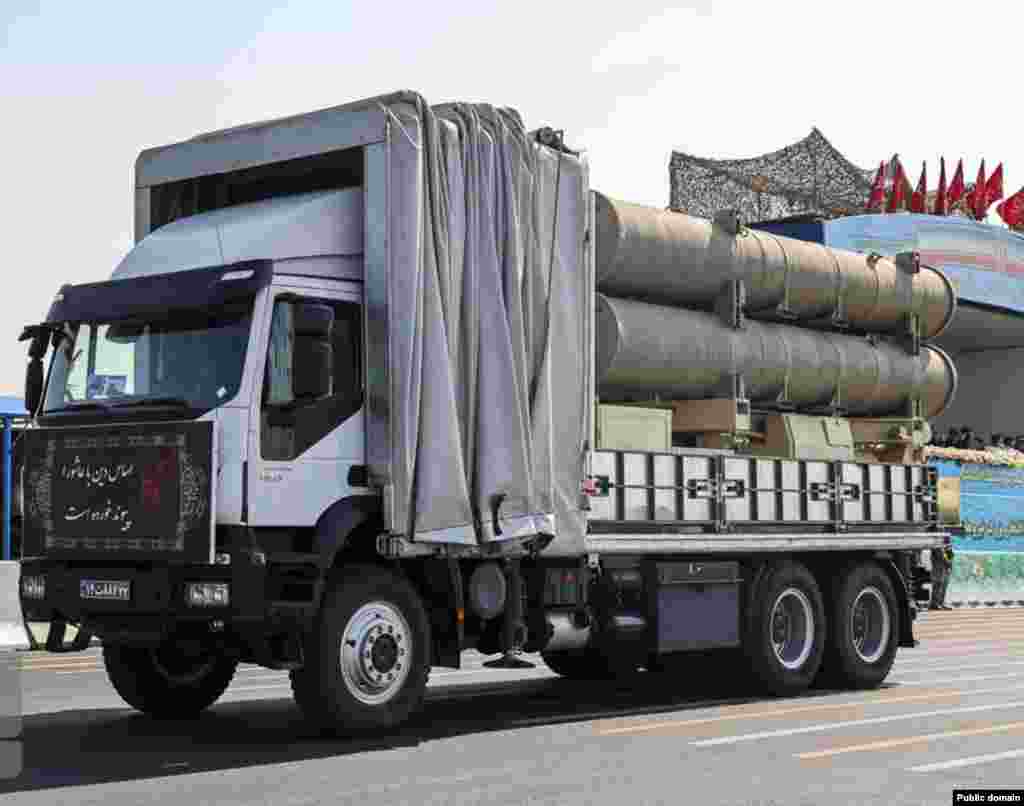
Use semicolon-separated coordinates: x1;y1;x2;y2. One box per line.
770;587;815;671
339;601;412;706
851;586;891;664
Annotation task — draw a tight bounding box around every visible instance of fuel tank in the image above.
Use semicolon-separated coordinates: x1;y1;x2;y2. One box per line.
596;295;957;419
594;193;956;341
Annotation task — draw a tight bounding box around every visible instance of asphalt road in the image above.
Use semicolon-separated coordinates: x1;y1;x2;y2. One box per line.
2;609;1024;805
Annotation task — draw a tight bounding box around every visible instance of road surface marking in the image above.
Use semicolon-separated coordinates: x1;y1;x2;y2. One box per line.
907;620;1024;630
915;635;1024;646
918;611;1024;619
597;691;967;735
224;683;291;694
904;647;1024;660
893;659;1024;675
598;683;1024;736
18;659;101;671
54;669;105;676
908;748;1024;772
898;671;1024;686
691;700;1024;747
797;723;1024;760
915;633;1024;640
896;654;1024;669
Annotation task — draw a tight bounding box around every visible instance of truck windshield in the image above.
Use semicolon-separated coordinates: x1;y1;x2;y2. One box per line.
42;301;253;415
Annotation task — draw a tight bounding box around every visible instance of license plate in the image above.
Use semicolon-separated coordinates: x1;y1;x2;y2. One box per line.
80;579;131;601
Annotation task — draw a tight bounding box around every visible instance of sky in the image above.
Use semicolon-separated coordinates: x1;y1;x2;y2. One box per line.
3;0;1022;396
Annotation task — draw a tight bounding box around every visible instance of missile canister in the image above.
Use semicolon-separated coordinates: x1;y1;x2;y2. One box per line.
596;295;957;419
594;192;956;341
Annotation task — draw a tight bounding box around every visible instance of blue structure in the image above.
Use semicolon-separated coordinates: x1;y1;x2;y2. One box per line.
0;396;28;561
751;212;1024;315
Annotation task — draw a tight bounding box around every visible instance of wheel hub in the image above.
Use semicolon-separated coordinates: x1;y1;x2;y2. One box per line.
340;602;412;706
850;586;890;664
769;587;815;671
370;633;399;674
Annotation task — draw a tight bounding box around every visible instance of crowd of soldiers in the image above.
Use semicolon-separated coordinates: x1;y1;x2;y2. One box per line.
931;427;1024;452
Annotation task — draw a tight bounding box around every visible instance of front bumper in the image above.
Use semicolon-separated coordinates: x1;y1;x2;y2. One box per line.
18;558;272;641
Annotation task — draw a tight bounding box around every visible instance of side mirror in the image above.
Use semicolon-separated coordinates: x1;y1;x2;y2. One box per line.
292;303;333;401
22;328;49;415
25;358;43;415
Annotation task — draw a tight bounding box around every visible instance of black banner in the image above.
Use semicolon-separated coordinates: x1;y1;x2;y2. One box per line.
21;422;214;563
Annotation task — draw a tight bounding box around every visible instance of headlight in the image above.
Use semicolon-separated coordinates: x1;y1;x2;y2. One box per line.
21;575;45;600
185;582;229;607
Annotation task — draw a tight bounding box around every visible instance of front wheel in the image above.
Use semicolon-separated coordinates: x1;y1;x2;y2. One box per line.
744;561;827;696
102;641;237;718
290;565;431;734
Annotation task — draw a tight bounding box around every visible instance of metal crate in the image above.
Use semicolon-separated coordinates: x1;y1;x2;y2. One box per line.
588;450;939;533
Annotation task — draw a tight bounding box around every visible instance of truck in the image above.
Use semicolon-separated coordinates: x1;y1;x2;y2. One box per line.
15;91;956;733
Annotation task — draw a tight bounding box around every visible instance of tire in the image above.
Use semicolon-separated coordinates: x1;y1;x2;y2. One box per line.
290;564;431;734
823;562;900;690
743;561;827;696
103;642;237;718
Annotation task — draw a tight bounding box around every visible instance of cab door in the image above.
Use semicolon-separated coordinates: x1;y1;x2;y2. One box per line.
246;284;366;527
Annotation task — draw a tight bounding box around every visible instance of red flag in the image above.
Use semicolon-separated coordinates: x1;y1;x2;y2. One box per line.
985;162;1004;210
969;160;987;218
910;162;927;213
886;159;907;212
948;159;965;206
997;186;1024;229
933;157;948;215
867;161;887;211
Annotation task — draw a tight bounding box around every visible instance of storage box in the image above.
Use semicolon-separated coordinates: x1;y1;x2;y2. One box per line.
654;561;741;652
597;405;672;452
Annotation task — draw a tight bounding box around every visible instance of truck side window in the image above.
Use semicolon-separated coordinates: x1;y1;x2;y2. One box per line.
260;298;363;461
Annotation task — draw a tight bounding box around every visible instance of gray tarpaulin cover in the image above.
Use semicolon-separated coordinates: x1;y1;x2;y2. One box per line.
382;95;589;553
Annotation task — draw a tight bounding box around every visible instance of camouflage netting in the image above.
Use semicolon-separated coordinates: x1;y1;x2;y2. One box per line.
669;128;875;222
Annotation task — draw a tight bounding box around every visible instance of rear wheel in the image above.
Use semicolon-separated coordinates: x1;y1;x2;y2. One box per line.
103;640;237;718
824;562;899;689
744;561;826;696
290;565;431;734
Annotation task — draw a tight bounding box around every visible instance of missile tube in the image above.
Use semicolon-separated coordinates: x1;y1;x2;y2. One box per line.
596;295;958;419
594;192;956;341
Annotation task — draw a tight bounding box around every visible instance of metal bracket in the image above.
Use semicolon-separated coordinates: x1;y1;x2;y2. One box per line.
687;479;717;499
713;209;744;236
903;313;921;356
709;372;746;402
912;485;936;505
722;479;746;499
894;251;921;275
840;483;861;502
375;534;436;558
809;482;835;502
830;248;850;329
715;278;747;330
